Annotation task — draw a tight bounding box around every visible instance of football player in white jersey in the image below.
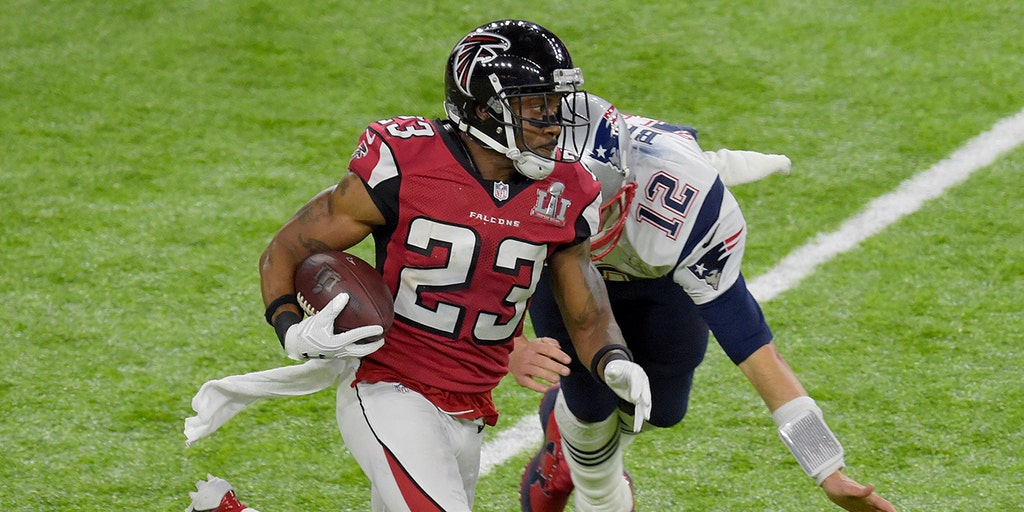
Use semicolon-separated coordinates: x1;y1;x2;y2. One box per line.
514;94;896;512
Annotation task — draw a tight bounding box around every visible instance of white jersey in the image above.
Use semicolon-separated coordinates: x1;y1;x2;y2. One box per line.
593;115;748;306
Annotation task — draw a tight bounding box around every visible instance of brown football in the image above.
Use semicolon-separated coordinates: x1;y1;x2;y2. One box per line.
294;251;394;339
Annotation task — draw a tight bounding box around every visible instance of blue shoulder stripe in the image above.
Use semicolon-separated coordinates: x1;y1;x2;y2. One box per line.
676;177;724;269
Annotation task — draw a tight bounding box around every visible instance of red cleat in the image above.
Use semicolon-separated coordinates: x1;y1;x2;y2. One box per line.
186;475;258;512
519;385;637;511
520;386;574;511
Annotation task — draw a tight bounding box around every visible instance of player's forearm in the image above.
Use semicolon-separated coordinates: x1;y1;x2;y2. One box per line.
737;342;808;412
259;242;302;309
743;343;852;486
560;294;621;374
548;245;626;372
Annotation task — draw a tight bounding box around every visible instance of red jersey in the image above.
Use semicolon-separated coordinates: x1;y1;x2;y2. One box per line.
347;116;600;425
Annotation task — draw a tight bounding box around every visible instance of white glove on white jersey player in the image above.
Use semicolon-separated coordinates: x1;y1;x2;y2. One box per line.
602;359;652;432
284;292;384;361
705;148;792;186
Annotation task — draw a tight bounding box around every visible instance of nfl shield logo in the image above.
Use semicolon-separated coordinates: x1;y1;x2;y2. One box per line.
493;181;509;201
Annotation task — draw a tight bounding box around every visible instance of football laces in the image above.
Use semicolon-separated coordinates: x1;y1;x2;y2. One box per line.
296;292;318;317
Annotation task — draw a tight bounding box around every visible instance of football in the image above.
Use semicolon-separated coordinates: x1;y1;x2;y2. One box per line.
294;251;394;340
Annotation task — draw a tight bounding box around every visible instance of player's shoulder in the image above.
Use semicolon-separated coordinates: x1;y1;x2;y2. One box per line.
548;160;601;198
351;116;448;182
354;116;453;162
365;116;442;138
632;143;717;186
369;115;431;126
625;119;717;184
624;114;698;140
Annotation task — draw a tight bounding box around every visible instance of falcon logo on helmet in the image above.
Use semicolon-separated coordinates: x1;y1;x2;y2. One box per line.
451;33;510;97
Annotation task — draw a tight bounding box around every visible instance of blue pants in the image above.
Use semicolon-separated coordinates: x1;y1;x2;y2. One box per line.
529;269;710;427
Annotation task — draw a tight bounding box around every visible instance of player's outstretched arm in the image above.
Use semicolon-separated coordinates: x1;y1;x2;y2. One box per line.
509;335;571;393
736;342;807;410
737;343;896;511
704;149;791;187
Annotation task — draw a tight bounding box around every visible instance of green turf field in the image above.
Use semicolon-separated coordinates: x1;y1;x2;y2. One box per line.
2;1;1022;510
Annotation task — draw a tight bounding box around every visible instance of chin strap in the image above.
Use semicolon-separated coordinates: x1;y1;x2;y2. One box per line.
445;104;556;180
505;147;555;180
445;74;562;181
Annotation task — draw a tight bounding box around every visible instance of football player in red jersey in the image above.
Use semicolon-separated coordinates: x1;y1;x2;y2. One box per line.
512;95;896;511
259;20;651;511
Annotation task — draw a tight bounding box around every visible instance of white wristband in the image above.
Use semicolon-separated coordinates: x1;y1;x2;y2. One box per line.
772;396;845;485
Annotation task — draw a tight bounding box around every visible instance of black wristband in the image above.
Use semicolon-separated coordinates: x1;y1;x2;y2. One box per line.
273;311;302;348
589;344;633;380
265;294;301;326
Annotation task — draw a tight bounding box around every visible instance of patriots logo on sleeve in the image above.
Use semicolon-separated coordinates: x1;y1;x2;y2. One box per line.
687;227;743;290
451;32;510;96
688;245;728;290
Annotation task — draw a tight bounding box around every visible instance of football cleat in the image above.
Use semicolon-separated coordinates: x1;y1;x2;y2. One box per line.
186;474;258;512
520;385;637;511
520;385;574;511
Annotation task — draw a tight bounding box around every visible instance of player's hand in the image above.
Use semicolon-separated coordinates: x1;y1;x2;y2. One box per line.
759;153;792;176
821;470;897;512
602;359;652;432
284;293;385;361
509;336;572;393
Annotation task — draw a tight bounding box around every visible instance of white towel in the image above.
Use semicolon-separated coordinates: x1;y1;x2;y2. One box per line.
184;358;356;446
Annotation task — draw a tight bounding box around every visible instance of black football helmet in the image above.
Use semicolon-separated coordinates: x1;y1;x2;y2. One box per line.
444;19;590;179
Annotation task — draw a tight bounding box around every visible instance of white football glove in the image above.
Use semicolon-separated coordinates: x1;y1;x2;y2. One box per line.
602;359;652;432
706;149;792;187
284;293;384;361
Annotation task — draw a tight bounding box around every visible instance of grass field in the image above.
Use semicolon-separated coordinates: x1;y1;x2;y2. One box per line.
2;1;1022;510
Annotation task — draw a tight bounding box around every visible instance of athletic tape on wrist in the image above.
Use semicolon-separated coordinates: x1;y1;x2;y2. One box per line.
265;294;301;325
772;396;845;485
273;311;302;348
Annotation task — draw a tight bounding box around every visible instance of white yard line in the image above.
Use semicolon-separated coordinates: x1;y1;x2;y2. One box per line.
479;107;1024;476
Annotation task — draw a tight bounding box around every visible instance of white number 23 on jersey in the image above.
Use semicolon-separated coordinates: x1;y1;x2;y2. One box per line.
393;217;545;345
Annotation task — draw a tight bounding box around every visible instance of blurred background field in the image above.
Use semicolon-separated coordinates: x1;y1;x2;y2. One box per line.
1;1;1022;510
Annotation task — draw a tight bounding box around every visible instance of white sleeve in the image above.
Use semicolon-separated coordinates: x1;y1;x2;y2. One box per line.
704;149;791;186
184;359;356;446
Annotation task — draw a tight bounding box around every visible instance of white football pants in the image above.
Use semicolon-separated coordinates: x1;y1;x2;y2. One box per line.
336;380;484;512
